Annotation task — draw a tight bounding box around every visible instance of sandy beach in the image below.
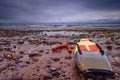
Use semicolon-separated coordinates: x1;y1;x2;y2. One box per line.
0;28;120;80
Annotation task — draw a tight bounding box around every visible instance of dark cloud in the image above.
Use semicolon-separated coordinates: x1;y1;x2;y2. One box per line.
0;0;120;23
81;0;120;11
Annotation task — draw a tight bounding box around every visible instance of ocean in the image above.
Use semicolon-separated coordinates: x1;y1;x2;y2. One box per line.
0;23;120;30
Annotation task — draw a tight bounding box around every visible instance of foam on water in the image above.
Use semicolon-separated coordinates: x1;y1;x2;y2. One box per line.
40;31;88;36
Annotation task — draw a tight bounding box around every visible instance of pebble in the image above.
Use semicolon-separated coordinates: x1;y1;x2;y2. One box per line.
12;54;17;60
17;64;28;68
60;61;63;64
0;48;2;52
0;58;3;62
25;61;30;64
116;47;120;50
105;41;111;44
4;54;17;60
39;50;44;53
52;71;60;77
65;56;72;60
46;52;49;54
31;57;39;62
50;68;57;72
9;66;16;71
18;40;24;44
20;51;25;54
29;53;39;57
15;59;22;64
106;45;112;50
115;41;120;45
60;73;66;77
65;77;71;80
14;73;23;80
3;40;11;45
43;75;52;80
0;67;6;73
52;58;60;62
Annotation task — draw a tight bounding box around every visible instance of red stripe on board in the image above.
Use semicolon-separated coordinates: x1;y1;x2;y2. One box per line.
79;45;88;51
89;45;99;51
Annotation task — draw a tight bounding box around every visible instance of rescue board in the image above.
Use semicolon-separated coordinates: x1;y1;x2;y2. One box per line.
74;38;114;76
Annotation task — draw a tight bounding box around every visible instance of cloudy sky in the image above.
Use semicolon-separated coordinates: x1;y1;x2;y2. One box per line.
0;0;120;23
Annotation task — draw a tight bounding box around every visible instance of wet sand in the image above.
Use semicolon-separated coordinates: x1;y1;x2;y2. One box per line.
0;29;120;80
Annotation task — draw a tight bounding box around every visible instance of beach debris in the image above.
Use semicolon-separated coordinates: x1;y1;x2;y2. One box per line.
52;44;66;50
66;44;72;53
51;44;72;54
74;38;114;79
